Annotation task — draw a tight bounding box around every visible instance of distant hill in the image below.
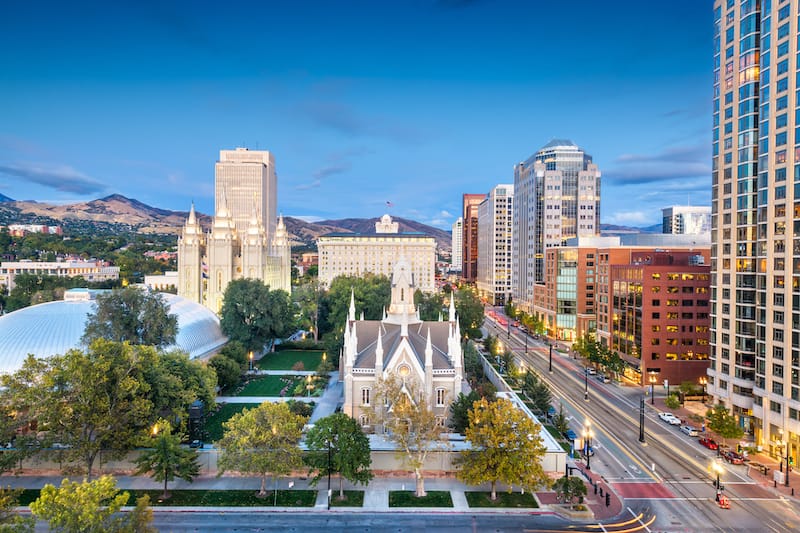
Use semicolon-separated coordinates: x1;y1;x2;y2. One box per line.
0;195;452;250
0;193;14;202
600;223;661;235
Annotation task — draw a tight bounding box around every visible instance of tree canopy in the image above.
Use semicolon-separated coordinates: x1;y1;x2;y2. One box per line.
456;397;550;500
219;279;295;353
216;402;306;496
454;288;484;339
367;375;446;497
82;286;177;347
30;475;154;533
706;404;744;440
304;412;373;499
134;420;200;500
414;289;444;321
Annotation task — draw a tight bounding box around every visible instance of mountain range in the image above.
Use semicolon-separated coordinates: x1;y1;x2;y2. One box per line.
0;194;454;250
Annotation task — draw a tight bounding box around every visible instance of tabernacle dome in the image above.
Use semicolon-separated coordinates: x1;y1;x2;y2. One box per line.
0;289;227;375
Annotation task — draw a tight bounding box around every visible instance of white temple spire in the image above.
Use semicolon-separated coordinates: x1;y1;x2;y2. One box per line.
348;288;356;322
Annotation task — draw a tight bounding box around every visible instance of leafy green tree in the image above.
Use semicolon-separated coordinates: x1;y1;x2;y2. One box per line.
219;279;295;353
552;475;587;508
368;375;445;497
304;413;373;499
414;289;444;321
665;394;681;409
483;334;498;356
706;404;744;441
0;487;34;532
456;398;549;500
462;341;484;381
30;475;154;533
82;286;177;347
217;340;248;371
522;370;552;417
449;391;481;435
293;280;322;342
134;420;200;500
455;288;484;339
552;403;569;436
208;354;241;392
217;402;306;496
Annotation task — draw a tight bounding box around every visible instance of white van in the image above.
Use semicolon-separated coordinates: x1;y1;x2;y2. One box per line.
680;425;699;437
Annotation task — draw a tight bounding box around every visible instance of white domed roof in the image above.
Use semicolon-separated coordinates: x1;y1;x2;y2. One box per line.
0;293;227;375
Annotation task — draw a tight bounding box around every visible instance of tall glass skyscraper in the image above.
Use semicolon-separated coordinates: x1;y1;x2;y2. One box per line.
710;0;799;460
511;140;601;313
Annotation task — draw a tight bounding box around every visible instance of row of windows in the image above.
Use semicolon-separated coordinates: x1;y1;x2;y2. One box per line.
360;387;447;407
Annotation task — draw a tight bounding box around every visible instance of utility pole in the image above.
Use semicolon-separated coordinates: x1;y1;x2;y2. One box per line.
639;396;646;443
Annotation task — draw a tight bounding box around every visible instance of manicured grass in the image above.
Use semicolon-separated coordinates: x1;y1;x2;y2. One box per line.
127;489;316;506
257;350;324;371
465;491;539;508
388;490;453;507
328;490;364;507
236;375;304;397
204;403;250;442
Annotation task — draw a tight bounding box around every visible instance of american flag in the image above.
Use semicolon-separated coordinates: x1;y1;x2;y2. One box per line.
386;201;394;207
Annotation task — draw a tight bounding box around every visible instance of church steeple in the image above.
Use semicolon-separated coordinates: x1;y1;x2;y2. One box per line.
384;256;420;325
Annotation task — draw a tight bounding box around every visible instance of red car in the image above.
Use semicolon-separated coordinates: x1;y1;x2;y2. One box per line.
722;450;745;464
698;437;718;450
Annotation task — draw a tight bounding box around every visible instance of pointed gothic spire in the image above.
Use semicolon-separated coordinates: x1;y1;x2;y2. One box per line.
448;296;456;322
424;327;433;367
382;306;387;320
188;202;197;224
348;288;356;322
360;310;365;321
375;326;384;371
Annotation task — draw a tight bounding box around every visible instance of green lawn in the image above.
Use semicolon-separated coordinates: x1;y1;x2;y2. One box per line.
128;489;316;506
328;490;364;507
257;350;325;371
204;403;250;442
465;491;539;508
388;490;453;507
236;375;304;397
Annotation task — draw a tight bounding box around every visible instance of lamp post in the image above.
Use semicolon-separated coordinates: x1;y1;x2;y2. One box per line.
711;461;723;492
649;374;656;405
307;375;313;397
584;367;589;401
778;432;791;487
326;438;332;509
549;343;553;373
639;396;646;443
248;351;254;373
582;421;594;470
699;376;707;404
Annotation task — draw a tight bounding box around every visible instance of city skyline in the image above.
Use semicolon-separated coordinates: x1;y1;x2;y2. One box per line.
0;1;712;229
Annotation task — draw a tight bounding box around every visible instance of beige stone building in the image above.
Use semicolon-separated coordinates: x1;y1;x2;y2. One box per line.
317;214;436;292
341;258;463;431
0;259;119;292
177;148;291;313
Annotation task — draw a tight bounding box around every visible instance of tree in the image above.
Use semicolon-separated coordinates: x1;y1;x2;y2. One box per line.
414;290;444;321
134;420;200;500
82;286;178;347
208;354;241;392
367;375;447;497
0;487;34;532
219;279;295;353
552;403;569;437
706;404;744;442
521;370;552;417
456;398;549;500
455;288;484;339
216;402;305;496
304;413;373;499
552;475;587;508
30;475;154;533
449;391;481;435
217;340;249;371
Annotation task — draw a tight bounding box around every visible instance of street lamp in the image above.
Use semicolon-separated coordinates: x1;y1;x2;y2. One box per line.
326;438;332;509
249;351;254;373
584;367;589;401
699;376;707;404
711;461;723;493
778;431;791;487
549;343;553;374
582;421;594;470
307;375;314;397
649;374;656;405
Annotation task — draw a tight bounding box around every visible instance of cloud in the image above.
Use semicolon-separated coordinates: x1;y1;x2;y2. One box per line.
605;143;710;185
605;211;653;225
295;179;322;191
299;101;424;144
0;162;106;194
312;163;350;180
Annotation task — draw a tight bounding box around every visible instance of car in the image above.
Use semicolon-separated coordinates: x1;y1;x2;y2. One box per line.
586;367;597;375
722;450;745;464
189;439;203;449
680;425;699;437
658;412;681;425
698;437;718;450
596;374;611;383
563;429;578;441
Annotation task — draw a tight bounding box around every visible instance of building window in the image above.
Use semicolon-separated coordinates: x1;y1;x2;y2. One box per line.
436;388;446;407
359;414;370;427
361;388;371;406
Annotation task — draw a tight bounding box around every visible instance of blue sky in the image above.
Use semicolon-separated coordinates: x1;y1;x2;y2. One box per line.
0;0;712;229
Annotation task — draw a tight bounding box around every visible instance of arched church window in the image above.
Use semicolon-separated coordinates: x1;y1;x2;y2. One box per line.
217;271;222;292
401;288;404;301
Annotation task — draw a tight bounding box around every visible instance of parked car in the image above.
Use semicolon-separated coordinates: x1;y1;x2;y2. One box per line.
586;367;597;375
722;450;745;464
698;437;718;450
563;429;578;441
596;374;611;383
680;425;699;437
658;412;681;425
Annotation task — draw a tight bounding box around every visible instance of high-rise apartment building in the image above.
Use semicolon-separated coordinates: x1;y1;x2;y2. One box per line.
462;194;484;282
476;185;513;306
512;140;601;314
710;1;799;456
451;217;463;273
662;206;712;235
177;148;291;313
